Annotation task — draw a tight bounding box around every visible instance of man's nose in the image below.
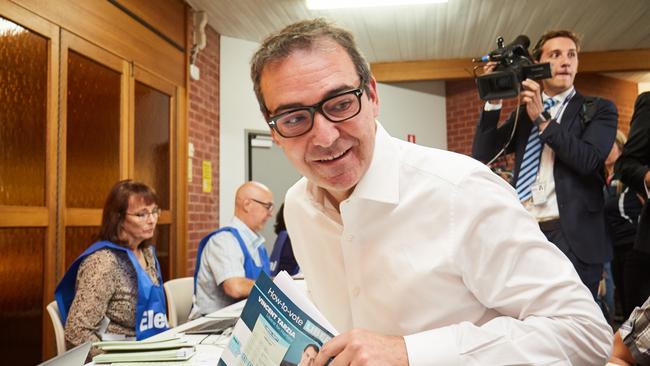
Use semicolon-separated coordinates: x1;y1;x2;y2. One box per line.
310;112;340;148
559;54;571;65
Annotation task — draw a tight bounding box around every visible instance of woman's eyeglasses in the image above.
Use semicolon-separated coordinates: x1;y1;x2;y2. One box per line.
126;208;161;221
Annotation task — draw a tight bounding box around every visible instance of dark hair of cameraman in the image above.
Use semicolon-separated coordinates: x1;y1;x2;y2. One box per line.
532;30;581;61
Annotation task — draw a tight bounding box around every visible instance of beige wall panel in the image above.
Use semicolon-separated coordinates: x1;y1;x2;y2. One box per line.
112;0;186;49
12;0;186;85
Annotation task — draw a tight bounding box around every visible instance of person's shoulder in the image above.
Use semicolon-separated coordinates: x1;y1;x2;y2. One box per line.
78;248;122;276
83;247;120;264
576;91;616;112
204;227;244;253
394;137;490;184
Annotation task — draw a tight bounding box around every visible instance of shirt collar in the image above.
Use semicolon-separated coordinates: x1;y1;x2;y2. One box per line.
230;216;264;248
304;121;400;210
543;86;575;105
350;121;400;205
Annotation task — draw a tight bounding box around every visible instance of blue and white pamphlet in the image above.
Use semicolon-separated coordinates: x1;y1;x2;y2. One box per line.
218;271;337;366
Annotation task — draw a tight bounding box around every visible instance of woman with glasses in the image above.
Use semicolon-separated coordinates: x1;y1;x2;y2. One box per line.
55;180;168;359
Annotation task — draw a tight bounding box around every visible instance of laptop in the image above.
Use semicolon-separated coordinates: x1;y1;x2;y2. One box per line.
182;317;238;334
37;342;91;366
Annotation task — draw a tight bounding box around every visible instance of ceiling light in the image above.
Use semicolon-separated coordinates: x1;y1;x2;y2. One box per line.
306;0;448;10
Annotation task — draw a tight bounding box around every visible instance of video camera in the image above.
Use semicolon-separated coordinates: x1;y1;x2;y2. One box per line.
474;35;552;100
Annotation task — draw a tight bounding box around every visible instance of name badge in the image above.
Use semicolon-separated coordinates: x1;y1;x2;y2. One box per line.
531;182;547;206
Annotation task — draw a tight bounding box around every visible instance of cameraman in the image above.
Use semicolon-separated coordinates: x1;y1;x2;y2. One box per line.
472;30;618;298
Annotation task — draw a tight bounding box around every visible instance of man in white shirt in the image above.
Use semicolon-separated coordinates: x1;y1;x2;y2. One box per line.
473;30;618;298
189;181;274;319
250;19;612;365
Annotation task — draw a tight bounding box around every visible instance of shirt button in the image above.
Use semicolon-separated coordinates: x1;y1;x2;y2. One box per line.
352;287;360;297
347;234;354;242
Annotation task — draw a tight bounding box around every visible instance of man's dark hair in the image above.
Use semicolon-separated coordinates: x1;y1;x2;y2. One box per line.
250;18;372;118
97;179;158;248
532;29;581;61
274;203;286;235
303;343;319;353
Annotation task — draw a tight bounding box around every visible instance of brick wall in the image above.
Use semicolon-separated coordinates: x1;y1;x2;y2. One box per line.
445;73;638;157
186;25;220;275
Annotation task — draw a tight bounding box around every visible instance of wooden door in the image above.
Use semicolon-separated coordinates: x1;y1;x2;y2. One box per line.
131;67;178;281
59;30;130;272
0;3;59;364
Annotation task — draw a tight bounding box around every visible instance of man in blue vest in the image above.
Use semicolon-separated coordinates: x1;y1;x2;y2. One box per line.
189;181;274;319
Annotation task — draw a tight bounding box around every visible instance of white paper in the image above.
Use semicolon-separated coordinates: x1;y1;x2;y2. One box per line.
273;271;337;334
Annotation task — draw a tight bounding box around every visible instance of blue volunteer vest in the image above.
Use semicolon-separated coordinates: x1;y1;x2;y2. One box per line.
193;226;270;294
55;241;169;340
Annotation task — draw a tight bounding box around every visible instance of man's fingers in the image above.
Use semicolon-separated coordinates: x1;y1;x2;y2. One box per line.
313;334;346;366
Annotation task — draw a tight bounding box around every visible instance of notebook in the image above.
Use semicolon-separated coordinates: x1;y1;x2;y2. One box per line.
91;346;195;364
37;342;91;366
182;317;238;334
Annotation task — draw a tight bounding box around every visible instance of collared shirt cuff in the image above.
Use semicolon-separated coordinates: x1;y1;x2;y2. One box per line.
404;326;460;366
484;101;502;111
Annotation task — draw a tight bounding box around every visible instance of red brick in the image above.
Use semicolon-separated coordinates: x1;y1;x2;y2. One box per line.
187;23;221;274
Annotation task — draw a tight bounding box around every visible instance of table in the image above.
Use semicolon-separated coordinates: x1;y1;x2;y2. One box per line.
86;278;307;365
86;300;245;365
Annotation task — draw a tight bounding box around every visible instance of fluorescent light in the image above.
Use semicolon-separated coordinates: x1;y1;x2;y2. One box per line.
306;0;447;9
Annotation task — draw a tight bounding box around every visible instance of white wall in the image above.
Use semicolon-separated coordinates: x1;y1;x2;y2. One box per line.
639;82;650;94
219;36;268;224
219;36;447;225
376;81;447;149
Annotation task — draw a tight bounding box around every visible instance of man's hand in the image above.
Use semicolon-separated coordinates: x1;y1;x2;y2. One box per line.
609;330;635;366
520;79;548;131
313;329;408;366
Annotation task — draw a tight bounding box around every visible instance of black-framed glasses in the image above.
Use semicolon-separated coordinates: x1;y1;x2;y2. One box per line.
267;84;364;138
126;208;161;221
250;198;274;211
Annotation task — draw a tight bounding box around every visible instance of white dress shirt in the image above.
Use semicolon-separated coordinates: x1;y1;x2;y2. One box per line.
525;87;575;220
484;87;576;220
284;123;612;365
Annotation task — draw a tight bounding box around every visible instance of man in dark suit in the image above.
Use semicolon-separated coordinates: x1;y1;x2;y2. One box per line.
473;29;618;297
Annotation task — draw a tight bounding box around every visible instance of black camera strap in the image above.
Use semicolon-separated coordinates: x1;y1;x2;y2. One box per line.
580;96;600;126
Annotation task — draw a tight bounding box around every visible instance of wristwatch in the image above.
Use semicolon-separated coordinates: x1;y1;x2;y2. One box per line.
533;111;552;126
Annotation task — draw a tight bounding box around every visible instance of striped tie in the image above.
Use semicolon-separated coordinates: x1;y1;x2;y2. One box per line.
516;98;557;201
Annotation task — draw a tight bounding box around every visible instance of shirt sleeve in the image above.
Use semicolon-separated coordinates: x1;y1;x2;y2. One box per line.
202;232;246;285
620;296;650;364
484;101;502;111
404;168;613;366
64;250;116;355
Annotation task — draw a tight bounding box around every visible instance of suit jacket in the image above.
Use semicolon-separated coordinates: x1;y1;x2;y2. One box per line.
615;91;650;250
473;91;618;263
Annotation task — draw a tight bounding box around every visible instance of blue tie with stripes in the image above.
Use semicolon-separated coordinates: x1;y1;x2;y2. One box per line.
516;98;557;201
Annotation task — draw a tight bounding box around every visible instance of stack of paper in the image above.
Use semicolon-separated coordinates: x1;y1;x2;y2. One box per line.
92;335;195;364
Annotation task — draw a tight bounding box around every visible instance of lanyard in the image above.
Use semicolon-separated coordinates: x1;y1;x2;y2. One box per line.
548;89;576;122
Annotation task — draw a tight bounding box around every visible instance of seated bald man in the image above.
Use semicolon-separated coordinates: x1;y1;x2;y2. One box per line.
189;181;274;319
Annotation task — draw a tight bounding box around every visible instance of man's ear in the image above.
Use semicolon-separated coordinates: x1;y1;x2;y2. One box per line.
367;76;380;117
271;129;282;147
242;198;252;213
